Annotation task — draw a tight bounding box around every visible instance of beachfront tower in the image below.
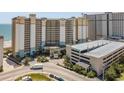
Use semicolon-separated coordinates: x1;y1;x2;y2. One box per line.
12;14;88;58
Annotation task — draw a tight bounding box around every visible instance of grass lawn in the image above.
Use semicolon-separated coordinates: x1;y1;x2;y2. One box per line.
15;73;52;81
117;73;124;80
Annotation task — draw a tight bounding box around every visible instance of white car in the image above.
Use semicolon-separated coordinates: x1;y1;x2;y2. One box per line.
30;63;43;69
22;76;32;81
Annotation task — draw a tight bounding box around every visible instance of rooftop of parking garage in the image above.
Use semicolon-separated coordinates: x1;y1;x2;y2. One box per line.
84;41;124;58
71;40;124;58
71;40;111;52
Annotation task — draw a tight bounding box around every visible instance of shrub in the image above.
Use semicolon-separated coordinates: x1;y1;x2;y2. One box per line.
87;70;97;78
63;55;73;69
105;66;118;81
117;64;124;73
72;64;84;73
80;70;87;76
63;61;73;70
119;56;124;64
41;56;49;62
60;49;66;57
37;56;49;63
63;55;70;63
114;63;124;74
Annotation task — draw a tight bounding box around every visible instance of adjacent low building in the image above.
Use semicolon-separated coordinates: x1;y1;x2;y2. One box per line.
67;40;124;75
0;36;3;71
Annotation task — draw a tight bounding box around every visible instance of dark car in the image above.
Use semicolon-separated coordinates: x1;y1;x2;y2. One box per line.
49;73;55;78
54;76;64;81
49;73;64;81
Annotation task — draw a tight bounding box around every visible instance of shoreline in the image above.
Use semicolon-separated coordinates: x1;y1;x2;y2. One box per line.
4;40;12;48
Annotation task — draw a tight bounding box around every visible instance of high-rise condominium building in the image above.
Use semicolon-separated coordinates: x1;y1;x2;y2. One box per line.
0;36;3;70
86;12;124;40
12;14;88;57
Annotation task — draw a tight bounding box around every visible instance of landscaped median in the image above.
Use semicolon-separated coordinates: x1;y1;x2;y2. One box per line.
15;73;52;81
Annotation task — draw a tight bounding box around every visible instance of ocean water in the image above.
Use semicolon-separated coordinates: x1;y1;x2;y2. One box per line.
0;24;11;41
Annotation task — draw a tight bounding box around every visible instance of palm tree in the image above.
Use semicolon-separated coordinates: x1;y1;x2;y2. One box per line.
23;57;30;66
37;56;42;63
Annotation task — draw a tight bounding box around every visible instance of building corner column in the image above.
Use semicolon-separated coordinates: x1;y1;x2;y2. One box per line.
60;19;66;46
30;14;36;56
41;19;47;47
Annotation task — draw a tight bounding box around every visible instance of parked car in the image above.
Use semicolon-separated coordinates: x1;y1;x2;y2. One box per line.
30;63;43;69
49;73;64;81
54;76;64;81
49;73;55;78
22;76;32;81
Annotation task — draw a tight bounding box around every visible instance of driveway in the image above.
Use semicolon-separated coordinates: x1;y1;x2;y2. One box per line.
0;60;100;81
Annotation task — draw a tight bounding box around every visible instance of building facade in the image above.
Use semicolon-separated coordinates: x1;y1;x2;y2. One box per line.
12;14;88;57
69;40;124;75
0;36;3;70
86;12;124;41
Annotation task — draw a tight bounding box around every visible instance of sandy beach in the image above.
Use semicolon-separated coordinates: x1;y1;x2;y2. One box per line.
4;40;12;48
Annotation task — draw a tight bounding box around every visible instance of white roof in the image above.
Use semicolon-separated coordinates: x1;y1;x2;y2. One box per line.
71;40;124;58
84;41;124;58
34;63;43;66
71;40;111;51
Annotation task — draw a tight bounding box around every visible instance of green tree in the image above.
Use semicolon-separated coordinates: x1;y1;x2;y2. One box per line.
37;56;49;63
63;61;73;70
41;56;46;62
72;64;84;73
119;55;124;64
37;56;42;63
105;66;118;81
60;49;66;58
63;55;74;70
87;70;97;78
80;70;87;76
23;57;30;66
114;63;124;74
63;55;70;62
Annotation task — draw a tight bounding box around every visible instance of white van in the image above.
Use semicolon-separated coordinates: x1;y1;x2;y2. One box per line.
30;63;43;69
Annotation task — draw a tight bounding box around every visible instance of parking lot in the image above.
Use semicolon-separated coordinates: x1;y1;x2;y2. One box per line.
3;58;21;72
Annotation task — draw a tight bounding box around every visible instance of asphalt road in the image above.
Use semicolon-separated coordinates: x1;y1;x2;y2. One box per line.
0;62;99;81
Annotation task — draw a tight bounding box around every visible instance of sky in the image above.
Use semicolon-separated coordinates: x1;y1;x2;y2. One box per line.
0;12;83;24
